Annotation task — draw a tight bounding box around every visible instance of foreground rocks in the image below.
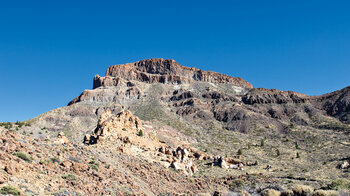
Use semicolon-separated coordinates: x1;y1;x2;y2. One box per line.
83;110;212;177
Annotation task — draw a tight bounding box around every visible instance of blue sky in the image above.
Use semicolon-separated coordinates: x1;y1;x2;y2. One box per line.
1;0;350;122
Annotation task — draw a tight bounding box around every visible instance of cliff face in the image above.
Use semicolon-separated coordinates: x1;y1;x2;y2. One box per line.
93;58;253;89
70;58;350;131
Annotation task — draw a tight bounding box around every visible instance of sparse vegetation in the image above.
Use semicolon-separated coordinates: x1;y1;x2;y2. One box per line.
328;179;350;190
237;149;242;155
61;173;77;181
260;139;265;147
14;121;31;127
13;151;32;162
229;179;244;191
89;159;99;171
0;122;12;129
51;157;60;163
138;129;144;137
296;152;300;158
0;185;21;195
289;123;296;129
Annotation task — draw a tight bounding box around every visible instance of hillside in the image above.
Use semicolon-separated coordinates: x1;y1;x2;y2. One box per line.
1;58;350;195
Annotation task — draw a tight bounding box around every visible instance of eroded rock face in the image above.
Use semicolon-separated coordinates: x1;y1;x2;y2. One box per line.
84;110;142;144
313;86;350;123
242;88;308;105
83;110;209;176
67;58;350;134
95;58;253;88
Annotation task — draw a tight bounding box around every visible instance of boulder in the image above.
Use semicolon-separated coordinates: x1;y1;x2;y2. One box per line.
0;175;6;184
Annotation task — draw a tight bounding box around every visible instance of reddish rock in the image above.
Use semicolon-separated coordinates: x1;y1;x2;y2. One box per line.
72;162;89;174
61;160;73;169
103;58;252;88
0;175;6;184
5;162;20;175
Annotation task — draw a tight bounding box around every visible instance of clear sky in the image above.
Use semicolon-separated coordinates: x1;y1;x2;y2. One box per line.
1;0;350;122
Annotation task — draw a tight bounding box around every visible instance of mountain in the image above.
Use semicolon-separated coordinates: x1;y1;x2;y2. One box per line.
0;58;349;195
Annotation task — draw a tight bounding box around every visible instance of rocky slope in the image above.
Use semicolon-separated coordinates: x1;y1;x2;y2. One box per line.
1;58;350;195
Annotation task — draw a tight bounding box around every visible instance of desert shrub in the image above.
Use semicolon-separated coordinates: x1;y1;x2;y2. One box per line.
138;129;144;137
122;128;127;131
276;149;280;156
328;179;350;190
295;142;299;149
281;189;294;196
0;185;21;195
289;123;296;129
291;184;314;196
261;139;265;147
13;151;32;162
0;122;13;129
261;189;281;196
237;149;243;155
61;173;77;181
229;179;244;191
51;157;60;163
89;160;99;171
297;152;300;158
313;190;338;196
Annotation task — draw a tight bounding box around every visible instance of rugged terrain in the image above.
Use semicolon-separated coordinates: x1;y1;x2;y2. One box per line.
1;58;350;195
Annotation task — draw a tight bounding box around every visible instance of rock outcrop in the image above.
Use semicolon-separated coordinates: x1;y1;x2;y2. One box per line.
94;58;253;88
83;110;208;176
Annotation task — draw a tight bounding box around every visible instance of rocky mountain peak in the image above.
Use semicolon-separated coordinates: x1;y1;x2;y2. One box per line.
94;58;253;89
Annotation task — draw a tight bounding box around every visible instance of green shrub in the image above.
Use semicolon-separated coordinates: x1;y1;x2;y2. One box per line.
0;122;13;129
89;159;99;171
276;149;280;156
237;149;243;155
289;123;296;129
229;179;244;191
51;157;60;163
13;151;32;162
328;179;350;190
122;128;127;131
260;139;265;147
61;173;77;181
296;152;300;158
138;129;144;137
0;185;21;195
295;142;299;149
